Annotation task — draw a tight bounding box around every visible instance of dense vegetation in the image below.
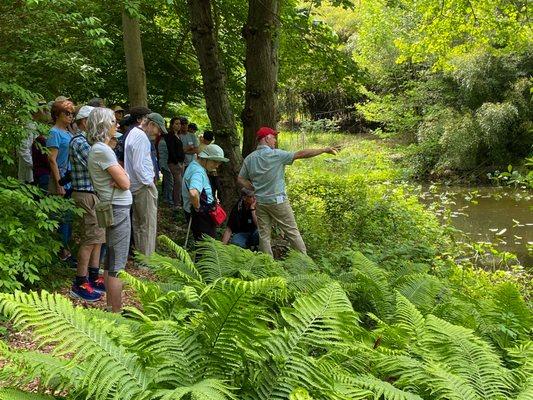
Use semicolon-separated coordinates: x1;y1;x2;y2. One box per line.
0;0;531;397
1;236;531;399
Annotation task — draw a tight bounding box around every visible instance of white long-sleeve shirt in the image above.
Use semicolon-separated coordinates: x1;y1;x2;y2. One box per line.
124;126;155;192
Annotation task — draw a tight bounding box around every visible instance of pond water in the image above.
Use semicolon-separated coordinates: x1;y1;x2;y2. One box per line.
418;185;532;268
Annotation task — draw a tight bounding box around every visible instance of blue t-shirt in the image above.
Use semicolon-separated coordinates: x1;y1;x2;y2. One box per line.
46;126;72;187
182;160;214;213
239;145;295;204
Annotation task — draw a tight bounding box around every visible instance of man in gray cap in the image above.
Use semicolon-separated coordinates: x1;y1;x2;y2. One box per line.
124;112;166;256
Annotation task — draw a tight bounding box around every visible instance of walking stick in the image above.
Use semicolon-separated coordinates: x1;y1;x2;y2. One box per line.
184;215;193;248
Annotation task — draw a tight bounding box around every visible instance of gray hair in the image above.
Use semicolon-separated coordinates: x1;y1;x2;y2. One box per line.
87;107;115;145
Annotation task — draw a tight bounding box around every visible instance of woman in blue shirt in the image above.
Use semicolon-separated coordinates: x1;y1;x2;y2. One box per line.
182;144;228;240
47;100;75;261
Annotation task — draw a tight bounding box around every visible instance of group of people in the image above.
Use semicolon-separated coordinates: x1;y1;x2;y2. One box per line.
18;96;338;313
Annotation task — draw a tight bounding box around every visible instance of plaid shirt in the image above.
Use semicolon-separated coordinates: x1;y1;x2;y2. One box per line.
69;133;94;191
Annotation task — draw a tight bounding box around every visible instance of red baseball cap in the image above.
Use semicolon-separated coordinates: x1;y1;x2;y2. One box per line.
256;126;278;140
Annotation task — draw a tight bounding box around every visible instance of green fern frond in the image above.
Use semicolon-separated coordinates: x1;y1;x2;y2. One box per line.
248;284;357;399
283;282;358;347
478;282;533;349
219;276;286;297
281;251;319;275
119;271;163;304
133;322;205;386
393;292;426;340
152;378;236;400
0;346;78;394
201;276;286;379
516;379;533;400
137;252;204;288
0;291;152;400
349;251;394;319
289;387;316;400
421;314;513;399
287;273;333;295
158;234;198;278
354;374;424;400
394;273;445;313
195;237;247;282
0;388;59;400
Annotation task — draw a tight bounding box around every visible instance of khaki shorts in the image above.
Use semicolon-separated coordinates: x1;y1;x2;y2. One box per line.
72;191;106;245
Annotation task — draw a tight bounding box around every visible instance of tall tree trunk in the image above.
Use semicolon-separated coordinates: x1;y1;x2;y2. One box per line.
122;10;148;107
187;0;242;208
241;0;280;157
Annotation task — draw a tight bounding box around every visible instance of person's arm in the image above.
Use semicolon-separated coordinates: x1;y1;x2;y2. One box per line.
237;175;254;190
48;147;65;195
293;146;339;160
249;198;258;226
131;135;153;186
221;227;232;244
189;188;200;211
107;164;130;190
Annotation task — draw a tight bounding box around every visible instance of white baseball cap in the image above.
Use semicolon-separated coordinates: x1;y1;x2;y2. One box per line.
75;105;95;121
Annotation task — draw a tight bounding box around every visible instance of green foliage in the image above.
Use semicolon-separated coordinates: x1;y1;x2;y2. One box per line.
0;178;80;291
1;237;531;399
283;139;446;258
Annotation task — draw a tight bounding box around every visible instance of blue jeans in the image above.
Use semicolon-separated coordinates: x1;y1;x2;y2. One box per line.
230;230;259;249
59;188;73;249
36;174;50;193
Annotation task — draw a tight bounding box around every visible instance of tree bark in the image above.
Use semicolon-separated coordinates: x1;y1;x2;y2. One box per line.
241;0;280;157
187;0;242;209
122;10;148;108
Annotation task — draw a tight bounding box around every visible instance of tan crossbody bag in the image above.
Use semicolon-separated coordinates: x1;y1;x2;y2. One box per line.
95;187;115;228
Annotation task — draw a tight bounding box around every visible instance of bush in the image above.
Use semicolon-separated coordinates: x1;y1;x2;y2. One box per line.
0;178;80;291
284;141;447;258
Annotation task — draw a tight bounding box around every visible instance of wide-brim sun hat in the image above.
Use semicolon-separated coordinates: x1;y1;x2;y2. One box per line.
198;144;229;162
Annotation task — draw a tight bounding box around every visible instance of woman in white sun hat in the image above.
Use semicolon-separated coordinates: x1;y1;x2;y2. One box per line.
182;143;228;240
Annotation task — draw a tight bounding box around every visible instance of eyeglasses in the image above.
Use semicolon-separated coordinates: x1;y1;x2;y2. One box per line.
62;111;73;117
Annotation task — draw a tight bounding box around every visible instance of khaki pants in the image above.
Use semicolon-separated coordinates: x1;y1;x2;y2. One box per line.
256;200;306;257
132;184;158;256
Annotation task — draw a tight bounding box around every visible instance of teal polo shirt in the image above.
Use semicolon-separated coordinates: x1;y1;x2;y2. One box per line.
239;145;295;204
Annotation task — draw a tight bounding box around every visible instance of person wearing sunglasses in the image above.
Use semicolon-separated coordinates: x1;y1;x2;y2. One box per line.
47;99;76;262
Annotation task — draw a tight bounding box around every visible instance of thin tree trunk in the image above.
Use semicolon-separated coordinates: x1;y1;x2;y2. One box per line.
241;0;280;157
122;9;148;107
187;0;242;209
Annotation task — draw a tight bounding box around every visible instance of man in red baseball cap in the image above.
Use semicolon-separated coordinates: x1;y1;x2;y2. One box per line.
238;126;339;257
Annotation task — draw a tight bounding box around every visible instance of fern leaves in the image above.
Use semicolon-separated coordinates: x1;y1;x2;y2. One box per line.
0;291;151;400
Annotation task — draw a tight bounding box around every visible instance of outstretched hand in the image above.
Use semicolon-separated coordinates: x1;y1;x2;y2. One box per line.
325;145;341;155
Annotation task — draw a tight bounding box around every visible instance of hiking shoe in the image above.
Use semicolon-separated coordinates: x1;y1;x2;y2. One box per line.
70;282;102;302
89;276;106;293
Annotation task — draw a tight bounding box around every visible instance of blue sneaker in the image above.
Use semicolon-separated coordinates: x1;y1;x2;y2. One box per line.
89;276;106;294
70;282;102;302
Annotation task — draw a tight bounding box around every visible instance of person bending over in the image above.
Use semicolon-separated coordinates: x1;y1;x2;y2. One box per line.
221;188;259;249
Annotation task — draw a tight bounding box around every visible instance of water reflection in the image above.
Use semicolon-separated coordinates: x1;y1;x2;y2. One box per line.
418;185;532;268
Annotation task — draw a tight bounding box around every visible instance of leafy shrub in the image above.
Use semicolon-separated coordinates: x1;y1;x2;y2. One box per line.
1;236;531;399
0;178;80;291
287;169;446;259
300;118;340;133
